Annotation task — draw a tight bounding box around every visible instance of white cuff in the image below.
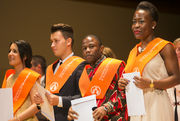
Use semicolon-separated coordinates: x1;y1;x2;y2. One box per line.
57;96;63;107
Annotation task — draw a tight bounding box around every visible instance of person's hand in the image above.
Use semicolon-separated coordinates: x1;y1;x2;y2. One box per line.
93;106;107;121
67;106;79;120
33;92;44;104
118;78;129;90
45;92;59;106
133;76;151;89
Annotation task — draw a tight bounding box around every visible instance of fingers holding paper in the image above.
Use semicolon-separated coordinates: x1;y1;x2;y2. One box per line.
45;92;59;106
34;92;44;104
67;106;79;120
118;78;129;90
133;76;151;89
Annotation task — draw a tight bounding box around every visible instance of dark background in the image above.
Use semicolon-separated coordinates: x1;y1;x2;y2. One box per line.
0;0;180;86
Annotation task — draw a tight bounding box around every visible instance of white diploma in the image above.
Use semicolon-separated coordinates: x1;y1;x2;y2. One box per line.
0;88;13;121
71;95;97;121
36;83;55;121
123;72;146;116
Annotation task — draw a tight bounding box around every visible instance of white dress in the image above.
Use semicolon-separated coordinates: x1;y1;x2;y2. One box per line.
130;53;173;121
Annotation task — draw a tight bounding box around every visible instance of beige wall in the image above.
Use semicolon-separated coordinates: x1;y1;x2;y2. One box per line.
0;0;180;85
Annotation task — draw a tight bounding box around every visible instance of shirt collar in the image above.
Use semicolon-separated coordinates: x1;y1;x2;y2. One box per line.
90;55;106;69
60;52;74;64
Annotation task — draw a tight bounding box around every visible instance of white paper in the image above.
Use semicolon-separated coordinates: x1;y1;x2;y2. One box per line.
0;88;13;121
36;83;55;121
123;72;146;116
71;95;97;121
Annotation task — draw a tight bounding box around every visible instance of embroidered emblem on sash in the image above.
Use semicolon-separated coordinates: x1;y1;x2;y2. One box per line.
50;82;59;92
91;85;101;96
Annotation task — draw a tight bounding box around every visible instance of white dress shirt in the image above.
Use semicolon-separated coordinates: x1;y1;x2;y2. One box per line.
53;52;74;107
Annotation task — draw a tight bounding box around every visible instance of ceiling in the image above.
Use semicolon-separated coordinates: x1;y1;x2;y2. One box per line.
70;0;180;14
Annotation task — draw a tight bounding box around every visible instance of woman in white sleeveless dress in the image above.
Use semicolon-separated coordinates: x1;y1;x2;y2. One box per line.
118;1;180;121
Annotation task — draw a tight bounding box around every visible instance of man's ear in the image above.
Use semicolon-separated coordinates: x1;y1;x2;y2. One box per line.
100;45;104;53
66;38;72;47
37;64;41;69
152;21;157;30
37;64;42;71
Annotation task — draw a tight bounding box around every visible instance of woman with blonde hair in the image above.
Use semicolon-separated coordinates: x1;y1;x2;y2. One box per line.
103;46;116;58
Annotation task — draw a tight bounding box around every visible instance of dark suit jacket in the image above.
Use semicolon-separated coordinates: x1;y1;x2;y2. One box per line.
50;60;86;121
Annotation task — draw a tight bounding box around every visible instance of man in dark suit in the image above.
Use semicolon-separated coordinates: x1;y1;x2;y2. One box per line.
34;23;85;121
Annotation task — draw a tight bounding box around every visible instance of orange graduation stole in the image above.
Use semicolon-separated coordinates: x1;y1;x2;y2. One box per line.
46;56;84;93
2;68;40;114
79;58;124;99
125;37;172;75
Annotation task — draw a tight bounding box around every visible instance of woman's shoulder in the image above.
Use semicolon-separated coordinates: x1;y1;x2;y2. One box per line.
160;43;175;57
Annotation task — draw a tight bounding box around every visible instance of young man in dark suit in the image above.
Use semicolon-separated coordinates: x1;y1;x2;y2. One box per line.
34;23;85;121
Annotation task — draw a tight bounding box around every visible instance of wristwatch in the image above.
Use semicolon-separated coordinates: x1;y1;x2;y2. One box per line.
36;104;41;110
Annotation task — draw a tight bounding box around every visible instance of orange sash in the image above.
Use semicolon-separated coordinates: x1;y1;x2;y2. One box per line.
79;58;124;99
2;68;40;114
125;38;172;75
46;56;84;93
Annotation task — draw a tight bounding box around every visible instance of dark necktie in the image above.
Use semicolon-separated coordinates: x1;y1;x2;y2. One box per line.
174;88;178;121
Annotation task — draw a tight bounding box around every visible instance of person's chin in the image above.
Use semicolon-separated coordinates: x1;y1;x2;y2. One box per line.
86;58;94;64
134;36;142;40
9;63;14;66
133;33;142;39
53;53;59;57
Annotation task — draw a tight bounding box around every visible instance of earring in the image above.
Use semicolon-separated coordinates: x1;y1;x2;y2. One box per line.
152;26;155;29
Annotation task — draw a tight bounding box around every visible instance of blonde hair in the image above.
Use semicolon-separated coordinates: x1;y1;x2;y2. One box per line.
103;47;116;58
174;38;180;45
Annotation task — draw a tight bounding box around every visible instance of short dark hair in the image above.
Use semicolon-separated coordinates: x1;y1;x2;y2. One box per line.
136;1;159;23
84;34;102;46
32;55;47;75
51;23;74;47
10;40;32;68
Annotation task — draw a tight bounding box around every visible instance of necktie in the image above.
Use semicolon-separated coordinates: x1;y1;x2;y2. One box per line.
54;60;62;74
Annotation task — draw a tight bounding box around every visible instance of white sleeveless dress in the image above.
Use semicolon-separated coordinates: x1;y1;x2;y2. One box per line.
130;53;173;121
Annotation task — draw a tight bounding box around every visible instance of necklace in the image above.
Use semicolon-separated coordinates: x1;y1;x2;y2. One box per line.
138;46;145;53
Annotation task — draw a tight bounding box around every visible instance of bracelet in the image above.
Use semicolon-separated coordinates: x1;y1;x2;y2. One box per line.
150;80;154;88
107;102;113;110
103;106;108;113
103;102;113;113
